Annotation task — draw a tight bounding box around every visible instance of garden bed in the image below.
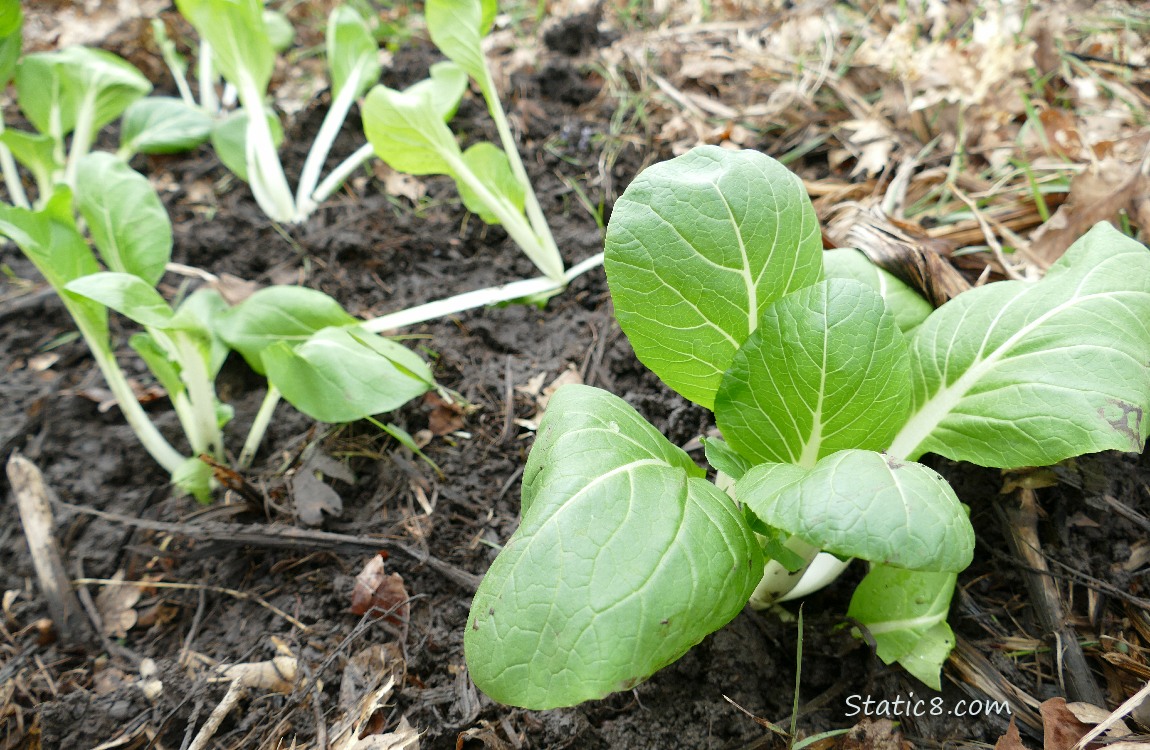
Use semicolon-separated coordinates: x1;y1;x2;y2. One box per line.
3;2;1150;748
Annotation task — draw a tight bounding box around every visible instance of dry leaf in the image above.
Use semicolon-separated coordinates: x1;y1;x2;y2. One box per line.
291;449;355;526
1041;697;1094;750
1064;701;1131;734
95;570;140;639
513;365;584;432
210;273;260;306
424;392;465;436
1028;158;1146;264
841;717;904;750
329;645;402;750
374;163;426;203
349;554;410;627
994;717;1030;750
350;717;420;750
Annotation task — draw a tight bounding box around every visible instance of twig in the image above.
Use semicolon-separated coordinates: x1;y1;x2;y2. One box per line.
57;499;482;592
186;680;244;750
73;578;311;633
995;487;1105;705
949;186;1027;280
7;452;92;646
1072;678;1150;749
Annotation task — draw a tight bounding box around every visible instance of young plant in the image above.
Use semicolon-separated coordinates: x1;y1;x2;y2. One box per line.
364;0;564;283
464;146;1150;708
173;0;383;224
0;2;211;206
357;0;606;331
0;156;435;499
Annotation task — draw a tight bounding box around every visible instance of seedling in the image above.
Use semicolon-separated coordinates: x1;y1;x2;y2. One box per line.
355;0;606;332
174;0;383;224
465;146;1150;708
0;2;211;207
0;154;435;499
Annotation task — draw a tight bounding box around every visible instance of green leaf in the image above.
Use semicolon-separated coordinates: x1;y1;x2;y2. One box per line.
16;47;151;139
171;288;231;379
736;450;973;572
0;129;60;193
262;9;294;52
0;0;21;38
715;278;911;466
604;146;823;409
701;437;751;481
0;0;22;88
362;62;468;175
261;326;434;423
0;195;98;292
120;97;213;155
173;455;213;502
215;285;358;374
426;0;498;99
75;153;172;285
0;196;108;336
130;332;185;400
151;19;188;81
847;565;958;690
65;272;175;327
823;248;932;333
211;109;284;182
327;4;380;100
890;222;1150;466
466;384;764;709
176;0;274;93
457;142;525;224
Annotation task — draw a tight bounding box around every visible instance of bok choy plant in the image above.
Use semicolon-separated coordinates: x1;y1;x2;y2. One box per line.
464;146;1150;709
0;0;211;207
358;0;605;332
1;155;435;499
174;0;383;224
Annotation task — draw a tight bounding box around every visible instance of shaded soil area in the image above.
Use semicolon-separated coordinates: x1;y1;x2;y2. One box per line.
3;7;1150;750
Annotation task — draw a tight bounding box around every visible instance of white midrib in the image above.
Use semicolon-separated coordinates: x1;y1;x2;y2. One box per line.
711;183;757;336
888;289;1105;459
864;609;945;635
797;297;830;467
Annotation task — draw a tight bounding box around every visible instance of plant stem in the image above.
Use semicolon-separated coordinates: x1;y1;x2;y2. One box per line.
237;79;295;223
171;333;224;458
239;385;280;469
310;143;374;208
0;142;30;209
361;252;603;333
199;40;218;115
441;149;565;282
63;90;98;188
478;69;564;283
83;323;185;474
294;67;362;220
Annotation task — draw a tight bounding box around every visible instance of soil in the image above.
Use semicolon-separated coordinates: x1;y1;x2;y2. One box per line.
3;8;1150;750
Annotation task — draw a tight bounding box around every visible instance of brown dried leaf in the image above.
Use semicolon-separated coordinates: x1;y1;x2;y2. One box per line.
1040;697;1093;750
514;365;584;432
374;163;427;204
349;554;410;627
350;717;420;750
994;717;1030;750
95;570;139;639
424;392;465;436
840;717;906;750
291;450;354;527
1029;158;1147;264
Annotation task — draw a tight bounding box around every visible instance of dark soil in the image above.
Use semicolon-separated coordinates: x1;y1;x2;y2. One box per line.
3;13;1150;750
